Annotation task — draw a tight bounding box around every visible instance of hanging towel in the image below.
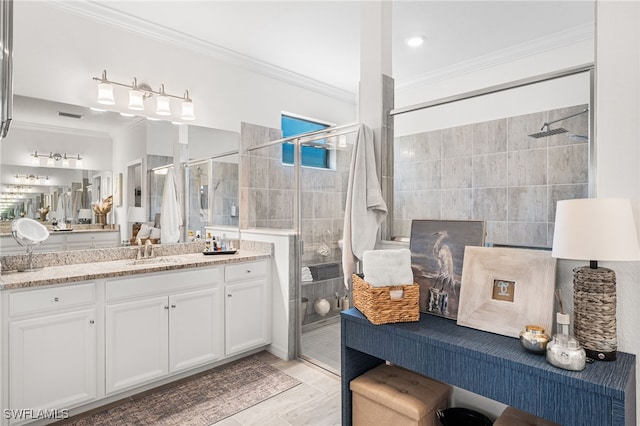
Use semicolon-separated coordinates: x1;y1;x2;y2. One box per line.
160;167;183;243
54;194;65;221
342;124;388;288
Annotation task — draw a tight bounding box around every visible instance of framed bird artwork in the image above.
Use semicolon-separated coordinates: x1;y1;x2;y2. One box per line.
409;220;486;320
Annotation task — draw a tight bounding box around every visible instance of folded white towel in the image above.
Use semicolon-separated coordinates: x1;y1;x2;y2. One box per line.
363;248;414;287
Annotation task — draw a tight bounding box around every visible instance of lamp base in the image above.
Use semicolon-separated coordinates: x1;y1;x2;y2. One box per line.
573;265;617;362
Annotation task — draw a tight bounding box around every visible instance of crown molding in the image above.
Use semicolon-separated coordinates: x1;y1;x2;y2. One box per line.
396;23;594;91
49;0;357;104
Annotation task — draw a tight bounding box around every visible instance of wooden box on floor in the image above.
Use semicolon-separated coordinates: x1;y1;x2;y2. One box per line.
352;274;419;325
350;364;451;426
494;406;560;426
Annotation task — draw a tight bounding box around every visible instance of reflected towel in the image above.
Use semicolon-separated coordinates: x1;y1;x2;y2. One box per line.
160;167;183;243
342;124;388;288
363;249;414;287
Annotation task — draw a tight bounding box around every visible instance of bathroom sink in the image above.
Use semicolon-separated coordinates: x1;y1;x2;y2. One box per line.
127;257;179;266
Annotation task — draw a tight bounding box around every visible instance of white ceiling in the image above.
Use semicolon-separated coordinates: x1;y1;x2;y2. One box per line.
65;0;595;94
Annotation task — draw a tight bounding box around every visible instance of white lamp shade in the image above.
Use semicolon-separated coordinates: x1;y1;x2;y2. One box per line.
97;83;115;105
181;99;195;120
31;154;39;166
75;157;83;168
127;207;147;223
156;95;171;116
552;198;640;261
128;89;145;110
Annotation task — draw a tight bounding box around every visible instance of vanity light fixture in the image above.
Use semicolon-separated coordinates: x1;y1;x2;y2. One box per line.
14;174;49;184
93;69;195;120
32;151;83;168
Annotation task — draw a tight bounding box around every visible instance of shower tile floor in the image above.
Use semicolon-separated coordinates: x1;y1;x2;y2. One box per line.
301;321;341;375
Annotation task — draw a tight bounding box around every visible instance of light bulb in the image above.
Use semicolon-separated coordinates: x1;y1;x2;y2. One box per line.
47;153;54;167
31;151;39;166
156;95;171;116
181;91;195;120
128;89;145;110
155;84;171;116
76;155;83;169
97;82;115;105
62;154;69;168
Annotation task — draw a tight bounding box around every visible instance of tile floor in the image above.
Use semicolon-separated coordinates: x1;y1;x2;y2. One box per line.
214;351;342;426
301;321;341;375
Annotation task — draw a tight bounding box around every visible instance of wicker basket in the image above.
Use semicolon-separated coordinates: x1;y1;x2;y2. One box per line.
352;274;419;325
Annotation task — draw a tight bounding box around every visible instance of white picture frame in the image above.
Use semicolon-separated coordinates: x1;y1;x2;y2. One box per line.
457;246;557;338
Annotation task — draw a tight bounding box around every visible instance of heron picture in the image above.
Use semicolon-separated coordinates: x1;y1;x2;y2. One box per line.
409;220;485;320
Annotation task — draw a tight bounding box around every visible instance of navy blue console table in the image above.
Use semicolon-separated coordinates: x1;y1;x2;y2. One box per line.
341;308;636;426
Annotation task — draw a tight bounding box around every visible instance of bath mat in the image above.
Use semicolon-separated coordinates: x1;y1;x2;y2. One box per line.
65;355;300;425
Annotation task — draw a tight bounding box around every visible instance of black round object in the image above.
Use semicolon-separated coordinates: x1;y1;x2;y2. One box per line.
437;407;493;426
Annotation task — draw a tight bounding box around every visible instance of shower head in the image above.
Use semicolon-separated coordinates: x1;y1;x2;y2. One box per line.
528;126;568;139
528;108;588;139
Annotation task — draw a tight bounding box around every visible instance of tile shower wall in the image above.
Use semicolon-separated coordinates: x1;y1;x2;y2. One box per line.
241;122;353;263
394;104;589;247
241;122;353;325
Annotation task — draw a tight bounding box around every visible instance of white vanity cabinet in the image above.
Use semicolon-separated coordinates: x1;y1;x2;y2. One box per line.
224;260;270;356
6;283;97;421
105;268;223;394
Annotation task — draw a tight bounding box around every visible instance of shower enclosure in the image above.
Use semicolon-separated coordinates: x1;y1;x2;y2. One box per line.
245;123;358;374
147;151;239;238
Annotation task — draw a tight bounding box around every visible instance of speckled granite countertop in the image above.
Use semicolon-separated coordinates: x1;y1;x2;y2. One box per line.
0;241;272;290
0;250;270;290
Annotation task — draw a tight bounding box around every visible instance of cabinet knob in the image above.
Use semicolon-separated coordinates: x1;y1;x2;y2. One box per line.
171;304;176;309
164;305;169;310
89;320;95;324
227;294;232;297
246;270;251;273
53;297;59;302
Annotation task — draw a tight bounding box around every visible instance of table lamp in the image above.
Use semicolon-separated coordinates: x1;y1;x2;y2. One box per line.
127;207;147;239
552;198;640;361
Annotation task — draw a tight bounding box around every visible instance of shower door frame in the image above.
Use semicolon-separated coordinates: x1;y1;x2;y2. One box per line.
246;123;360;368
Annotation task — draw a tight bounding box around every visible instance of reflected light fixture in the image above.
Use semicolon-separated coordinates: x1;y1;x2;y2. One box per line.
76;155;83;168
34;151;83;168
62;154;69;168
97;70;115;105
92;69;194;119
46;152;54;167
31;151;39;166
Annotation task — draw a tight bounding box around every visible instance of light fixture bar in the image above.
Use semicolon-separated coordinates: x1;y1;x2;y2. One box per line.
92;70;191;101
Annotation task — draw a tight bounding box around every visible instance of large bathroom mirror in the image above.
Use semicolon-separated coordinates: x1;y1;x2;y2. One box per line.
390;1;595;249
1;95;239;252
392;73;592;248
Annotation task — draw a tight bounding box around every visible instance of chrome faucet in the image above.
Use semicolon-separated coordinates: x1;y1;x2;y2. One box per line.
144;239;154;258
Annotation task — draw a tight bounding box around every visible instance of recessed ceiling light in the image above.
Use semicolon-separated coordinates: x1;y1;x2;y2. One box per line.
406;35;425;48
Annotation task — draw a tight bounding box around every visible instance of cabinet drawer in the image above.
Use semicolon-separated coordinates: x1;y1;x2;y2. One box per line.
225;261;268;282
106;267;221;301
9;283;96;317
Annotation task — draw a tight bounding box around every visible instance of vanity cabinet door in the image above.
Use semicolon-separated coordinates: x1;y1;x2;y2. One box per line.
169;287;223;373
105;296;169;394
224;278;269;356
9;309;97;412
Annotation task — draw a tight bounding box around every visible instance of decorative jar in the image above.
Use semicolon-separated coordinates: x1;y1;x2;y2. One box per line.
519;325;551;355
